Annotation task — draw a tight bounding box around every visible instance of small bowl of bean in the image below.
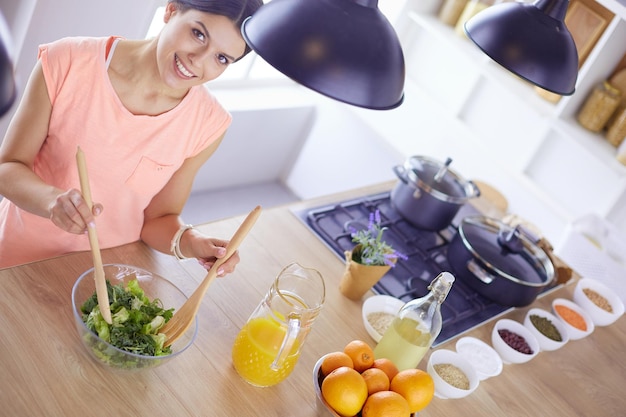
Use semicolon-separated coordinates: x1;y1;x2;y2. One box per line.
573;278;625;326
427;348;479;399
552;298;594;340
491;318;539;364
361;295;404;342
523;308;569;351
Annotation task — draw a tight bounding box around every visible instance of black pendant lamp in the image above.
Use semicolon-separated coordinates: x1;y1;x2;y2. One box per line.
464;0;578;96
0;12;16;116
241;0;405;110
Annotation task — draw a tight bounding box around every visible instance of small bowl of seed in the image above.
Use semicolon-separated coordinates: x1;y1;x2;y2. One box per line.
573;278;625;326
523;308;569;351
362;295;404;342
427;348;479;399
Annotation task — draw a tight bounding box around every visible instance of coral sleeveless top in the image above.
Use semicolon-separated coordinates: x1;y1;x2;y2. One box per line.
0;36;231;268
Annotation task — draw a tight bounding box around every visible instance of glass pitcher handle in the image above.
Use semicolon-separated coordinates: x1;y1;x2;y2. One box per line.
271;315;300;371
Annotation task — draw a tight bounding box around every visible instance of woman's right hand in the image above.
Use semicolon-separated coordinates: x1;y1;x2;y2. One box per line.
48;188;103;234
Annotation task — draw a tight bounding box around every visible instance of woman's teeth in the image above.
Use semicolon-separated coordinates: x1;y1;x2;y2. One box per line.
175;55;194;78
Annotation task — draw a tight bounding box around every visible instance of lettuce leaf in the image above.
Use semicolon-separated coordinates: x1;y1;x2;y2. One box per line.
80;276;174;357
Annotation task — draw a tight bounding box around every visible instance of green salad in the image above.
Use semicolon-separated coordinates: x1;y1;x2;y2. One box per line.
80;275;174;357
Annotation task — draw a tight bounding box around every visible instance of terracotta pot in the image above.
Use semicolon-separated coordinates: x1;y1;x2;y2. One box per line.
339;248;392;301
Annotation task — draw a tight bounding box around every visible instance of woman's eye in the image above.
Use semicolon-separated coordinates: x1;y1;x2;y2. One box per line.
217;54;229;65
192;29;205;41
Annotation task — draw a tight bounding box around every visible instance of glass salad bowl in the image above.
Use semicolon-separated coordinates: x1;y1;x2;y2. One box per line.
71;264;197;370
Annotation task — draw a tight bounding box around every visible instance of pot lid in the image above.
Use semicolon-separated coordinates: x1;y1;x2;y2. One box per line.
458;216;555;287
405;156;479;203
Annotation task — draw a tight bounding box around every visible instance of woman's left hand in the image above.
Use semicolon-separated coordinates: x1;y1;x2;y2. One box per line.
191;235;240;276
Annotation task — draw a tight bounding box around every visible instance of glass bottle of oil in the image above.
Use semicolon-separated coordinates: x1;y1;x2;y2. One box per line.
373;272;455;371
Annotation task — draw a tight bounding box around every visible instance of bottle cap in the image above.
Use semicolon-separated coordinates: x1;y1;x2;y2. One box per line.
439;271;456;285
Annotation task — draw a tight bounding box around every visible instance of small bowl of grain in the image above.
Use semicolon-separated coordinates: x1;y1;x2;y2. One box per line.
427;348;479;399
361;295;404;342
573;278;625;326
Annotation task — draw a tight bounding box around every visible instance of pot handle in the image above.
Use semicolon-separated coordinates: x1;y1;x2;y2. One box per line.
468;180;481;198
393;165;409;184
467;259;495;284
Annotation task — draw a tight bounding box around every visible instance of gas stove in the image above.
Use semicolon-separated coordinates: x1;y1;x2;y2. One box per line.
293;191;515;346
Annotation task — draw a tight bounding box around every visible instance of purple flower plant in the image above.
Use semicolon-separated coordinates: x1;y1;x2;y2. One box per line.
349;210;407;267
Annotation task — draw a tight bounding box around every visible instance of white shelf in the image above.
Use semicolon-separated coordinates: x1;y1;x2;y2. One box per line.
552;117;626;176
402;7;626;236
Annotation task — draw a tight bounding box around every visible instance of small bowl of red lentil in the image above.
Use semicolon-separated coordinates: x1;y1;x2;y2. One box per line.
491;318;539;364
427;348;479;399
573;278;625;326
361;295;404;342
552;298;594;340
523;308;570;351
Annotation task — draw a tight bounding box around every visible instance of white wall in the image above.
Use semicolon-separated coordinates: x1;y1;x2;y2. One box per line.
190;105;316;193
286;96;403;199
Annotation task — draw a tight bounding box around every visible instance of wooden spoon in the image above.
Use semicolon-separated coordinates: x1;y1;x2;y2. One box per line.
76;147;112;324
162;205;262;347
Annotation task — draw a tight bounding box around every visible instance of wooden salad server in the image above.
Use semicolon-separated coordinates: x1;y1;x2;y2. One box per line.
162;205;262;347
76;146;112;324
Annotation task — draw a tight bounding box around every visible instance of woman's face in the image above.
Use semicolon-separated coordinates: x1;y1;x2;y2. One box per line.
157;3;246;89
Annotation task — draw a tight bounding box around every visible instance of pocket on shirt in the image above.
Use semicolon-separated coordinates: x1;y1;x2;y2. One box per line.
125;156;175;195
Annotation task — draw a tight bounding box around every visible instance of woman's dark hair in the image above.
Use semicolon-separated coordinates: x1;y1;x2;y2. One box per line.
169;0;264;60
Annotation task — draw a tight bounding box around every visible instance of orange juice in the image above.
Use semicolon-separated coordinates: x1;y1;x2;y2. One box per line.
232;316;300;387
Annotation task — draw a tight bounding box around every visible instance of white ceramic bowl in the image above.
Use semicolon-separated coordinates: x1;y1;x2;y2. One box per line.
491;318;539;364
361;295;404;342
552;298;594;340
427;348;479;399
524;308;569;351
455;336;503;380
573;278;625;326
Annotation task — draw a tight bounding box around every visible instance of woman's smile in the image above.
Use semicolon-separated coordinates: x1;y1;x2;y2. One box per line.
175;54;195;79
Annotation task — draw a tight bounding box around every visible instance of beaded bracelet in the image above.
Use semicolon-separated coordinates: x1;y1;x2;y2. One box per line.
170;224;194;260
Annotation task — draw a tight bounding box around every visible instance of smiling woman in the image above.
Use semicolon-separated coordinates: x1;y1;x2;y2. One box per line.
0;0;263;270
147;3;283;83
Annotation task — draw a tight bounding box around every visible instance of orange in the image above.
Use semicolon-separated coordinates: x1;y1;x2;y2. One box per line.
321;351;354;376
362;390;411;417
321;366;368;417
343;340;375;372
390;369;435;413
361;367;390;395
371;358;399;381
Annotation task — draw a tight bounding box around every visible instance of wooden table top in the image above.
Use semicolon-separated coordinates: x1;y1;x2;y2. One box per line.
1;182;624;417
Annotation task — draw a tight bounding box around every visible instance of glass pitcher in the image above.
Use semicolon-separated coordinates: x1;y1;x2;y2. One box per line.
232;262;325;387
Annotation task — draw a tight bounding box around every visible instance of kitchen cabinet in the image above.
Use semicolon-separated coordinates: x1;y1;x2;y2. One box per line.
388;1;626;239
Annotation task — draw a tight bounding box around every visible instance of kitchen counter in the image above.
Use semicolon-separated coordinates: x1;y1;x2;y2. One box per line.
0;182;624;416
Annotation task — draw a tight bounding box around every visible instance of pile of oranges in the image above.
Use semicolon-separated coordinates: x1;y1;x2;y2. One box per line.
319;340;434;417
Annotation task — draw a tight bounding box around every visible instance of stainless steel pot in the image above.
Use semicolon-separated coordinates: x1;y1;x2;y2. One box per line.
390;156;480;230
447;216;556;307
